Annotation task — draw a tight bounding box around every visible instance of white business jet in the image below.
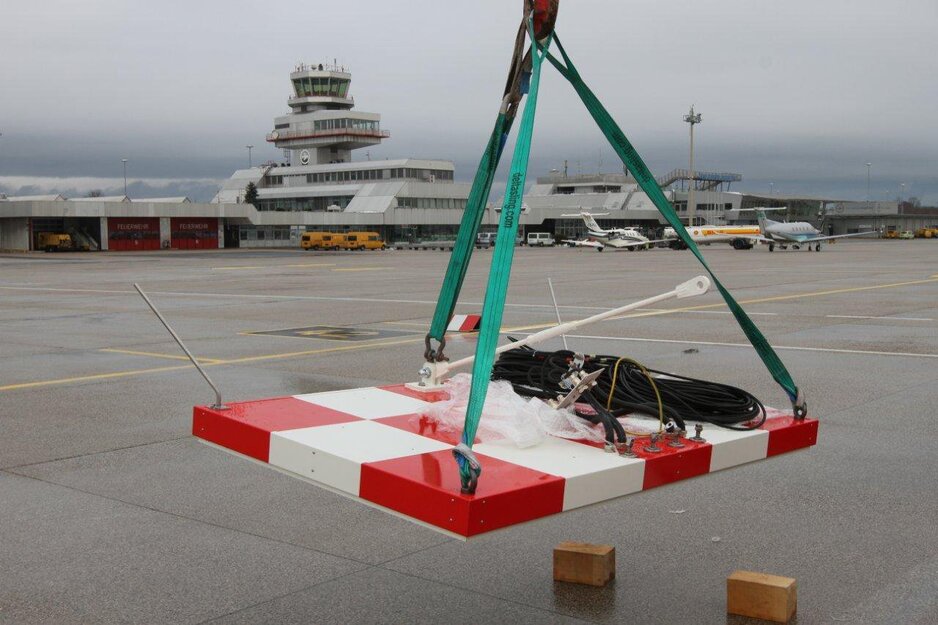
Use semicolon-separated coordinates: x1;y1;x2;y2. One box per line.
740;208;879;252
561;211;667;252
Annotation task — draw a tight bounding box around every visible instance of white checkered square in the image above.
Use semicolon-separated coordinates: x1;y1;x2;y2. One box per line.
294;387;430;420
269;420;451;496
474;437;645;511
688;422;769;472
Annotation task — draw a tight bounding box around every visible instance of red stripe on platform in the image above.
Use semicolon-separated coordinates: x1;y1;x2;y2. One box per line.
459;315;481;332
193;397;361;462
360;450;564;537
380;384;450;403
763;417;819;457
640;439;712;490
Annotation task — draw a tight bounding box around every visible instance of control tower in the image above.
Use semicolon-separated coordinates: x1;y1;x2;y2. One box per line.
266;63;390;166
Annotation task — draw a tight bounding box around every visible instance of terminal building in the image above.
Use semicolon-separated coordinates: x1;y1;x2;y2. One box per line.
2;63;932;252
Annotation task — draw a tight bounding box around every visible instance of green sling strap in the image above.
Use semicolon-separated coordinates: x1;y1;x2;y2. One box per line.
454;27;554;491
543;35;805;414
424;113;512;360
425;19;533;360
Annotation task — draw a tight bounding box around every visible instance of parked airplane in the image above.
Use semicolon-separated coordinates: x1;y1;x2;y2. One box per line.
561;211;667;251
741;208;879;251
663;224;764;250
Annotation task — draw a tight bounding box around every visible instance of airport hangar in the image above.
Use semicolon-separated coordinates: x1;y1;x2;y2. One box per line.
0;183;925;253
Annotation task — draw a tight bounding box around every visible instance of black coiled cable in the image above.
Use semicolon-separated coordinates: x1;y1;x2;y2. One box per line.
492;344;766;432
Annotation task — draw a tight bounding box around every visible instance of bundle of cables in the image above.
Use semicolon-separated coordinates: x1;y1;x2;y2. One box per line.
492;341;766;446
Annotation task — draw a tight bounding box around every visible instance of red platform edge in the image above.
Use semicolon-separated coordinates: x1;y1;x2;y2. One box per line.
193;384;818;538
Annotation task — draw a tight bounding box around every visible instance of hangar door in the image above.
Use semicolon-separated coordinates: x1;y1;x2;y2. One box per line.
108;218;160;251
171;218;218;250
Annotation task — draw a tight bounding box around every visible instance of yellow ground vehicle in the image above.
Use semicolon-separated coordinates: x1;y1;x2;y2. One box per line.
344;232;387;250
915;228;937;239
301;232;348;250
38;232;74;252
883;230;899;239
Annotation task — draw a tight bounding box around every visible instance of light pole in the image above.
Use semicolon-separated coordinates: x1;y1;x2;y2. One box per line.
121;158;128;196
898;182;905;203
684;106;702;227
865;162;872;202
246;145;254;168
769;182;774;198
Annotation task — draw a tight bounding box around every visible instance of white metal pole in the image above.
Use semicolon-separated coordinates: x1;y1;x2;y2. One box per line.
684;106;702;227
546;277;568;351
866;163;872;202
439;276;711;377
133;284;227;409
688;118;695;226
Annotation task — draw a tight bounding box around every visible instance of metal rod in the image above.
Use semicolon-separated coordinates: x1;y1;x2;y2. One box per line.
547;277;568;350
441;275;711;376
133;283;227;409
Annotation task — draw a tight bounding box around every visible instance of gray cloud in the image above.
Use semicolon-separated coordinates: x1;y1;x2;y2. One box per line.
1;0;935;203
0;176;223;202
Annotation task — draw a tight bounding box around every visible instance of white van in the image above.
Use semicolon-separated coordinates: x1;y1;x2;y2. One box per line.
527;232;554;247
476;232;497;248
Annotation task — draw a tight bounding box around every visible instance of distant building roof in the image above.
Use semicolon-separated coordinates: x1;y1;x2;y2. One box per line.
0;194;66;202
71;195;130;202
131;197;191;203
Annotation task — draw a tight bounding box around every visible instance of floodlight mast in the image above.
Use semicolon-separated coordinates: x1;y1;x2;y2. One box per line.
684;106;702;227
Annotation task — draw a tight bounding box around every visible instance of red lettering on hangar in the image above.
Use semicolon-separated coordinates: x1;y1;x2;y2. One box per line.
171;218;218;250
107;218;160;251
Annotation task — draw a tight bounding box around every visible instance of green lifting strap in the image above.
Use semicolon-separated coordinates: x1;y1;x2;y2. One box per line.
425;113;512;358
426;17;532;359
543;34;805;416
455;28;553;492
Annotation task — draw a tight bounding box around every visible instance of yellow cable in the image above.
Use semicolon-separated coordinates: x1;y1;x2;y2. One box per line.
604;357;665;435
606;358;624;410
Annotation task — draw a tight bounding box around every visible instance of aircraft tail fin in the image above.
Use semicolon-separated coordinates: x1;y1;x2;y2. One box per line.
580;212;603;233
737;207;782;235
754;209;769;235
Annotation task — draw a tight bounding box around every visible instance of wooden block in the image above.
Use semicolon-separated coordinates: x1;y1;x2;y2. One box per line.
727;570;797;623
553;542;615;587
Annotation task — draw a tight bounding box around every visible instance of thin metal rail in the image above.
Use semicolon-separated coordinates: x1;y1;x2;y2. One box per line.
547;277;568;350
133;283;227;409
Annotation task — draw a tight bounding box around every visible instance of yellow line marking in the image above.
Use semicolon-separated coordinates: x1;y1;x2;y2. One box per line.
610;277;938;320
240;322;422;336
1;337;425;393
9;276;936;393
221;336;424;364
501;322;555;332
213;263;336;271
332;267;385;272
99;348;225;364
0;365;191;392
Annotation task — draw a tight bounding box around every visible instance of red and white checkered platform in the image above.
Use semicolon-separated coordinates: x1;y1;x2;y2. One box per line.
193;385;818;539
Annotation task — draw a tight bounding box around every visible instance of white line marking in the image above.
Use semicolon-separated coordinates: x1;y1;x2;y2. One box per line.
0;286;926;322
826;315;933;322
638;308;778;317
0;285;609;311
511;333;938;360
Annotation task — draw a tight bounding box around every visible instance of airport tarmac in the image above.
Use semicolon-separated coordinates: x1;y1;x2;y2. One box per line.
1;240;937;624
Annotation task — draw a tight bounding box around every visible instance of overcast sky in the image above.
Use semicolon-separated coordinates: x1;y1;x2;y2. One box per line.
2;0;936;203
